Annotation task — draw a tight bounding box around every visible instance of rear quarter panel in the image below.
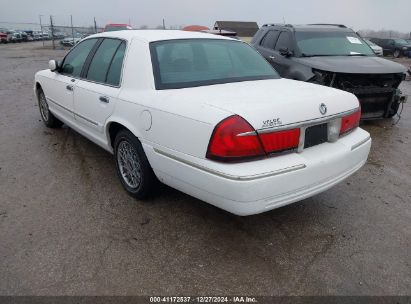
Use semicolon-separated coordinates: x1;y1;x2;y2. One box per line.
115;89;230;159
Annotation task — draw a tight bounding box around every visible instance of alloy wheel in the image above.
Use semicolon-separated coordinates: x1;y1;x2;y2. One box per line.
117;140;142;189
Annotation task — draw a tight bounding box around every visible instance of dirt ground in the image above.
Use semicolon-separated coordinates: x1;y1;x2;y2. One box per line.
0;41;410;296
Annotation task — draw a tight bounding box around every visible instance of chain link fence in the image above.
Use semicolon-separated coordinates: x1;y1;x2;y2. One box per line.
0;17;103;49
41;25;103;49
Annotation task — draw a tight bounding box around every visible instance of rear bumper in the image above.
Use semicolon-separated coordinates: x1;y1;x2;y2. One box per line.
145;128;371;216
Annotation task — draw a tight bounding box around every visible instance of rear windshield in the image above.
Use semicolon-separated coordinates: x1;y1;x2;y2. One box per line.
295;31;375;56
150;39;279;90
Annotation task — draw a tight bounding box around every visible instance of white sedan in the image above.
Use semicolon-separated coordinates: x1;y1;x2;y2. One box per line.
34;30;371;216
363;38;383;56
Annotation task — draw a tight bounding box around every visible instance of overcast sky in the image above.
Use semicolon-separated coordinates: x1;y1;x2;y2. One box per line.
0;0;410;32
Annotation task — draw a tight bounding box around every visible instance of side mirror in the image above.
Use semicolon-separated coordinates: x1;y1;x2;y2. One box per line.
48;60;59;72
279;47;293;57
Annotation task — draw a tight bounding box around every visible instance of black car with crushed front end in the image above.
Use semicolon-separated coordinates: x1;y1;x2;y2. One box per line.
251;24;408;119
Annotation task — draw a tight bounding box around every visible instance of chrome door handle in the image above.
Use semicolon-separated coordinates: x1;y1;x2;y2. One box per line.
269;55;275;60
99;96;110;103
66;85;74;91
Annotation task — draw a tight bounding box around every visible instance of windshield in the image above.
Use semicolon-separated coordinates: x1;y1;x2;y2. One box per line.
364;39;376;46
394;39;408;45
151;39;279;90
295;31;375;56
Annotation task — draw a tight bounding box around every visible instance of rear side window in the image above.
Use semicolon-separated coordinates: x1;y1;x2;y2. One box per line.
106;42;126;86
261;31;279;49
61;39;97;77
86;38;122;83
275;32;293;51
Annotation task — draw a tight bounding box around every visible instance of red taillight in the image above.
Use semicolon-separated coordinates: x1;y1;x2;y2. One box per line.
259;129;300;153
207;115;301;162
206;115;265;161
340;108;361;135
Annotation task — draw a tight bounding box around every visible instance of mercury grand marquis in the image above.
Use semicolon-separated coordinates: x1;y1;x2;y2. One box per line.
34;30;371;215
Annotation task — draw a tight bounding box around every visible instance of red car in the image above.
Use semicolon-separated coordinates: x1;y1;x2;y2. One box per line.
104;24;132;32
0;32;9;43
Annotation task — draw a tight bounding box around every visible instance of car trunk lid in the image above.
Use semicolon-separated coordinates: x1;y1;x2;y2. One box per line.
199;79;359;130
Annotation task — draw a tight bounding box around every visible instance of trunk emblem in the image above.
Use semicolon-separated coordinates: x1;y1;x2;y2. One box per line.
319;103;327;115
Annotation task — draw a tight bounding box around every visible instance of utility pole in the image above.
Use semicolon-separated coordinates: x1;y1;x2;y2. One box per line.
70;15;74;45
94;17;97;33
50;15;55;50
162;18;166;30
39;15;44;47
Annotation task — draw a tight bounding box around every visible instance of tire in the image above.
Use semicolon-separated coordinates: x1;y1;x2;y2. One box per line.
37;88;63;128
114;129;157;199
393;49;401;58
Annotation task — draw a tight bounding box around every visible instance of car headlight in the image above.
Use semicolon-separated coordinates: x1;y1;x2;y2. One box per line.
402;47;408;51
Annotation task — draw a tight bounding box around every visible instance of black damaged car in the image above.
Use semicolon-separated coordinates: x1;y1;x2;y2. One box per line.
251;24;408;119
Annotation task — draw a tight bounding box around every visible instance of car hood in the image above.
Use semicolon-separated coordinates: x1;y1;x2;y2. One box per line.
163;79;359;130
293;56;407;74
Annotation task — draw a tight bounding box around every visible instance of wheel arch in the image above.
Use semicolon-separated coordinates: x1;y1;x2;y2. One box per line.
106;118;144;151
34;82;43;98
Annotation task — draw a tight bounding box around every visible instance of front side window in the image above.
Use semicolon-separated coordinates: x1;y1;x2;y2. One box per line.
151;39;279;90
86;38;123;83
261;30;279;49
295;31;375;56
275;32;293;51
61;39;97;77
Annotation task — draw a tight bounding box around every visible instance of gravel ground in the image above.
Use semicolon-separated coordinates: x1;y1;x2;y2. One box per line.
0;41;410;296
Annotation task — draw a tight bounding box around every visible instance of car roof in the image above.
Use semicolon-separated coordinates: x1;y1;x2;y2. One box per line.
88;30;234;43
262;24;353;32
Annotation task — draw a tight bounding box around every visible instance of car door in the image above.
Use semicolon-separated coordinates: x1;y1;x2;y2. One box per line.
73;38;126;138
385;39;394;54
43;38;98;123
271;31;295;76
